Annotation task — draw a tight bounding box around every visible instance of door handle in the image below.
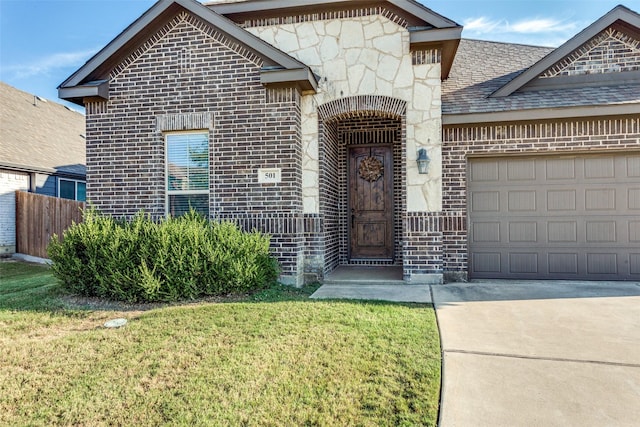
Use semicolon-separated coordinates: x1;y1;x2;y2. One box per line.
351;208;355;228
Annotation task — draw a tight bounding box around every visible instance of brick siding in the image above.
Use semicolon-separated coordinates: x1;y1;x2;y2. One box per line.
314;96;416;280
339;117;403;265
442;116;640;280
542;28;640;77
85;11;304;284
404;212;441;278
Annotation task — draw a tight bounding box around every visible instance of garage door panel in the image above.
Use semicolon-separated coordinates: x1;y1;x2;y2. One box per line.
548;253;579;274
473;222;500;242
546;158;576;180
584;157;615;179
507;159;536;180
509;222;537;242
585;188;616;211
629;221;640;242
547;190;576;211
509;253;538;274
508;191;537;211
472;191;500;212
470;161;499;182
469;153;639;280
472;252;502;273
586;253;618;275
586;221;617;242
629;189;640;210
548;221;578;242
630;254;640;275
628;156;640;177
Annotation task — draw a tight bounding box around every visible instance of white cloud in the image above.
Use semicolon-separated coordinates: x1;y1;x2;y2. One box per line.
462;17;505;34
1;48;98;79
462;15;580;46
509;18;577;34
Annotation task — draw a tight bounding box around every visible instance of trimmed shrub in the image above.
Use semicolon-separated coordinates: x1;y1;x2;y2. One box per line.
48;209;280;302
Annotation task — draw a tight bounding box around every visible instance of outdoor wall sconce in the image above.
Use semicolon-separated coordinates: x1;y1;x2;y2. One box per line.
417;148;431;174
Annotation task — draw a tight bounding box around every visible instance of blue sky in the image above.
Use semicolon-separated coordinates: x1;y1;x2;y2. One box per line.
1;0;638;111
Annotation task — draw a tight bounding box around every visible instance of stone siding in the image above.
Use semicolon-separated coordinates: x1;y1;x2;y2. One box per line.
245;14;443;281
246;14;442;214
442;116;640;280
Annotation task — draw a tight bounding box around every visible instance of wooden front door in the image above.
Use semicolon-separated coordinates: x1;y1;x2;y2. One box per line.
348;145;394;260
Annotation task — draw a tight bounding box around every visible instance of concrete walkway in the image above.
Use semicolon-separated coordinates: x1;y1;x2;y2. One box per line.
310;284;431;303
311;280;640;426
433;281;640;427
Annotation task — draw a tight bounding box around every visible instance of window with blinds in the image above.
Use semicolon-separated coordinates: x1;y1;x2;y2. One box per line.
166;132;209;217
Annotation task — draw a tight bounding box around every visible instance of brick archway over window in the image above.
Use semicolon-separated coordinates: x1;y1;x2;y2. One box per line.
316;95;407;275
318;95;407;122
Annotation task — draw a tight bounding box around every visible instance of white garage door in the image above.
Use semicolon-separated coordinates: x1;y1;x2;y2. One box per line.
468;153;640;280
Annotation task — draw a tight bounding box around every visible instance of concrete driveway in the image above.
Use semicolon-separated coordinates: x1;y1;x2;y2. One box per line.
432;281;640;427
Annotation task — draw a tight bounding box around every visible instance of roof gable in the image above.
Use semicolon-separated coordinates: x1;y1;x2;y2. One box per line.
492;5;640;97
207;0;463;79
59;0;317;105
542;28;640;77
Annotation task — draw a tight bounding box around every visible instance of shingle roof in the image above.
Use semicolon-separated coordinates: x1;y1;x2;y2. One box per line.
0;82;86;176
443;38;640;116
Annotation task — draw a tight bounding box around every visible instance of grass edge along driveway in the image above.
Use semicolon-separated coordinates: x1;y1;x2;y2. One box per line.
0;260;441;426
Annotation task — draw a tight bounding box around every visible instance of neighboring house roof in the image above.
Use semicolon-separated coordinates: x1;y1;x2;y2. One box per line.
58;0;318;105
443;5;640;124
0;82;86;177
207;0;463;79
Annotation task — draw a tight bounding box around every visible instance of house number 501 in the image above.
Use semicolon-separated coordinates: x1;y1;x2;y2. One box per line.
258;168;282;184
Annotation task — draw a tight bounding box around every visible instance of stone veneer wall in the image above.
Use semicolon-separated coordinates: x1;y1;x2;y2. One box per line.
247;13;444;282
85;11;305;285
442;116;640;281
245;14;443;214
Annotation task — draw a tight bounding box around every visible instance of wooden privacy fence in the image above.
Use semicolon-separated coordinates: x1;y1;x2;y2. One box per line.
15;191;85;259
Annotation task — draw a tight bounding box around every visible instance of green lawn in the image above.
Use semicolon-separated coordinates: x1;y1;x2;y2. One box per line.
0;260;441;426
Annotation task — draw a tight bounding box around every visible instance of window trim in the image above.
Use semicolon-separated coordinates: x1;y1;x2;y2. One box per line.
164;130;210;217
58;178;86;201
